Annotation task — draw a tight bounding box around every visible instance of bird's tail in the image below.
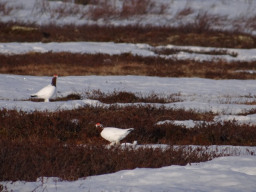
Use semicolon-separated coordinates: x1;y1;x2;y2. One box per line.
30;94;37;98
128;128;134;132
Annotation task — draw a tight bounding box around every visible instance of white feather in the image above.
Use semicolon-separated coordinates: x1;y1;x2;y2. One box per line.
96;124;134;145
31;85;56;102
31;75;57;102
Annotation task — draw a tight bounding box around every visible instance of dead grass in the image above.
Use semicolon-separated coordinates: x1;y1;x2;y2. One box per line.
120;0;158;17
1;106;256;181
1;0;256;47
176;5;194;18
0;106;213;144
2;106;256;146
153;47;238;57
0;139;217;181
83;90;182;104
86;0;117;20
0;52;256;79
1;105;256;181
30;90;181;103
0;22;256;48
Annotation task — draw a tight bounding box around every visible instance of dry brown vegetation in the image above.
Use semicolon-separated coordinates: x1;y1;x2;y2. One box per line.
0;106;214;144
152;47;238;57
0;140;217;181
83;90;182;104
1;22;256;48
0;106;215;181
30;91;182;103
2;106;256;146
1;52;256;79
1;106;256;181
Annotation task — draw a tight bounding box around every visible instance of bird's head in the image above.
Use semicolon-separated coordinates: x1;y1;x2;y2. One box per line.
95;123;103;129
51;75;58;87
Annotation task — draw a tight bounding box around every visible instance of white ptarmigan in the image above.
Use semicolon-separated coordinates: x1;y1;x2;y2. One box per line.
95;123;134;145
30;75;58;102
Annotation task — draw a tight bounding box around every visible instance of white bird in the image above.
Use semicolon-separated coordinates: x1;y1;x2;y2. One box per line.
30;75;58;102
95;123;134;145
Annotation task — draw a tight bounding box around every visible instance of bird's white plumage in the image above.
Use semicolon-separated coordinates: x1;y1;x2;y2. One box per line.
32;85;56;102
96;123;134;145
31;75;57;102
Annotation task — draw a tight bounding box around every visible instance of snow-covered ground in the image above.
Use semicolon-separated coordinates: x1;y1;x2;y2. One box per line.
1;74;256;122
1;42;256;62
1;0;256;34
1;0;256;191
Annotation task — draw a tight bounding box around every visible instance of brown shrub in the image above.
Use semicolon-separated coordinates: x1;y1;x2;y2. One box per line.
0;139;216;181
74;0;92;5
84;90;182;104
1;107;255;181
176;6;194;18
153;47;238;57
0;52;255;79
194;121;256;145
54;93;82;102
87;0;117;20
0;106;214;144
3;106;256;146
1;22;256;48
121;0;155;17
51;2;82;19
192;11;228;33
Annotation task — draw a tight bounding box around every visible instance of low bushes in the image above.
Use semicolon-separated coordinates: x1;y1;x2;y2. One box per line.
1;106;255;181
0;106;213;144
83;90;182;104
1;106;255;146
0;139;216;181
1;52;256;79
1;22;256;48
